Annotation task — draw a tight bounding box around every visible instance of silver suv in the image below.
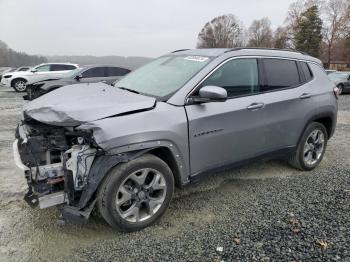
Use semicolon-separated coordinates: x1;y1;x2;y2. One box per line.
14;48;338;231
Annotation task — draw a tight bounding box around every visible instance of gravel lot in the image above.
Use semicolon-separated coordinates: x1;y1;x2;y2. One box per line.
0;87;349;262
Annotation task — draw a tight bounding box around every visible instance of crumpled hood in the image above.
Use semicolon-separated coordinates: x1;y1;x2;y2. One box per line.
23;82;156;126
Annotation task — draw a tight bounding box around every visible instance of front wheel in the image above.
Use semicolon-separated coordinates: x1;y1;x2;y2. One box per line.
97;154;174;232
12;78;27;92
289;122;328;171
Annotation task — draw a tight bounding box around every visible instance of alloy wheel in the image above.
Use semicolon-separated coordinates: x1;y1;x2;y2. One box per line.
115;168;167;223
303;129;325;166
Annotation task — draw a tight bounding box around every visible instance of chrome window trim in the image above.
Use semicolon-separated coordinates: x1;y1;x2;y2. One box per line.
185;55;322;103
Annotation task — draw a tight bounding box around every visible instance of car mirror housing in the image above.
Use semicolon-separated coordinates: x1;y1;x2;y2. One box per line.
189;85;227;104
31;69;37;73
75;74;83;80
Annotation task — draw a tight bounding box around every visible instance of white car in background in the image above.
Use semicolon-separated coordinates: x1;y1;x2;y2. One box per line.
1;63;79;92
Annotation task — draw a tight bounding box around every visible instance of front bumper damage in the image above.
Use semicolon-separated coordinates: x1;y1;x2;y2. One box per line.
14;121;100;223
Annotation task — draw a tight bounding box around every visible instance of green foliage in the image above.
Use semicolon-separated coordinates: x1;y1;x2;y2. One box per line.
294;5;323;57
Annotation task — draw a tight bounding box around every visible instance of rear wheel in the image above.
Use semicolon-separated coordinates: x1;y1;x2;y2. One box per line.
12;78;27;92
97;154;174;232
289;122;328;171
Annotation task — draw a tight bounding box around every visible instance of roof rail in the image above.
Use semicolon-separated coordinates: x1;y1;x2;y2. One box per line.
171;49;190;53
224;47;309;56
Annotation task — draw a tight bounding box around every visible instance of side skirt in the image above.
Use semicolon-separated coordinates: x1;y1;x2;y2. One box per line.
189;146;296;184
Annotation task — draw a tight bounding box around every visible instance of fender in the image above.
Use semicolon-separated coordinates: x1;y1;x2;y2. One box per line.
78;140;189;209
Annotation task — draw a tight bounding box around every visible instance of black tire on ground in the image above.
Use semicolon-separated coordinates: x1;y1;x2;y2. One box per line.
11;78;27;92
288;122;328;171
97;154;174;232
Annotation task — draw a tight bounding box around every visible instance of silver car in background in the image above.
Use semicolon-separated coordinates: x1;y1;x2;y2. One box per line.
328;71;350;94
14;48;338;231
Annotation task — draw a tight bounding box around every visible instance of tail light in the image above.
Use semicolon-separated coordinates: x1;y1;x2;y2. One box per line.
333;86;341;99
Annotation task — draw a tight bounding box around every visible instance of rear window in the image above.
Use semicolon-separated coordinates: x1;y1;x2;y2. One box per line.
300;62;313;82
263;59;300;91
51;64;76;71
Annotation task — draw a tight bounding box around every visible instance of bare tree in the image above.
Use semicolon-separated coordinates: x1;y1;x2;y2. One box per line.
273;26;291;49
197;14;244;48
322;0;350;67
247;17;273;47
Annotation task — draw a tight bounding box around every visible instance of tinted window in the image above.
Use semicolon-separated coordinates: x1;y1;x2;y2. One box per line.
35;65;50;72
263;59;300;91
300;62;313;82
81;67;106;78
107;67;130;76
201;58;259;97
51;64;76;71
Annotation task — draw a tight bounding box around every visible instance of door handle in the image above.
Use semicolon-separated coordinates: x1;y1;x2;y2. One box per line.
299;93;312;99
247;103;264;110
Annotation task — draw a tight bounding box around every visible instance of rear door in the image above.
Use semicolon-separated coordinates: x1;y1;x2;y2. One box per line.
186;58;268;175
258;58;316;151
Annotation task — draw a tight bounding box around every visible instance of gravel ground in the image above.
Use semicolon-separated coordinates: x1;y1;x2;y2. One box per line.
0;87;349;262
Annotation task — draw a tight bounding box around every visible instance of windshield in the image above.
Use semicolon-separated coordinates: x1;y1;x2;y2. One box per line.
115;55;212;98
328;72;348;82
62;68;83;78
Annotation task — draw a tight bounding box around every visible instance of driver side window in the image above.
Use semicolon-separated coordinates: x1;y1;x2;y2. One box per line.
201;58;259;98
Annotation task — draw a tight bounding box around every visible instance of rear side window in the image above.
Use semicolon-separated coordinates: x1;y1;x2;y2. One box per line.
107;67;130;76
81;67;106;78
201;58;259;97
50;64;76;71
300;62;313;82
263;59;300;91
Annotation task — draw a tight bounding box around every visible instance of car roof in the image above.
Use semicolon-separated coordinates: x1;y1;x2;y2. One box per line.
35;62;79;67
170;48;322;64
80;64;131;70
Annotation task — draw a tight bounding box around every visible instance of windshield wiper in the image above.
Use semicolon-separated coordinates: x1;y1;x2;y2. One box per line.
118;87;140;94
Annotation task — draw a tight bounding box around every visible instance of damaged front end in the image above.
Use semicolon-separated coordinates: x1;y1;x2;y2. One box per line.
14;116;100;221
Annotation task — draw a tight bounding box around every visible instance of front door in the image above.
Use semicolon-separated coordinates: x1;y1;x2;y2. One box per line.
186;58;268;175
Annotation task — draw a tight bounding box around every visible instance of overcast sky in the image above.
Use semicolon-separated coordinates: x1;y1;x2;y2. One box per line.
0;0;296;57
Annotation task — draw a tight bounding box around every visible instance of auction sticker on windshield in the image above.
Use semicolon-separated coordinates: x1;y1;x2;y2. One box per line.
184;56;209;62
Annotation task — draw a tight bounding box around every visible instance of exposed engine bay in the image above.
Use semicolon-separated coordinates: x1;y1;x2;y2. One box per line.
14;116;99;210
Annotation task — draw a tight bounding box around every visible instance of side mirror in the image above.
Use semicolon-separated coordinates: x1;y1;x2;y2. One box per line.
31;69;37;73
189;86;227;104
75;74;83;80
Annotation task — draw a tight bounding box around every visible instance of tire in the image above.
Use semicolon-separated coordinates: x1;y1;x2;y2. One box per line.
97;154;174;232
288;122;328;171
337;84;344;95
12;78;27;92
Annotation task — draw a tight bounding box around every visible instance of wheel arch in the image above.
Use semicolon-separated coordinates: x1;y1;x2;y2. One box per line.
11;77;27;87
77;144;187;210
301;111;336;141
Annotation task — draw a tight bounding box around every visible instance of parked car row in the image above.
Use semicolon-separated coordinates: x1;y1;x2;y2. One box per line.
13;48;338;231
1;62;131;95
24;65;131;100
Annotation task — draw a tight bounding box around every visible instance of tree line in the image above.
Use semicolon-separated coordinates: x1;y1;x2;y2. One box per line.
197;0;350;68
0;40;47;67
